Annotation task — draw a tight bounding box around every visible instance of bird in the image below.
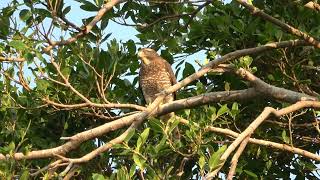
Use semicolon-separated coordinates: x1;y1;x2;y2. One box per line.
138;48;180;138
138;48;176;105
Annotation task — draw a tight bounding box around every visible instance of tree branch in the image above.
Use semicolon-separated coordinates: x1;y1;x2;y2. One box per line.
43;98;147;111
0;39;314;161
236;0;320;49
227;136;250;180
211;64;316;103
305;2;320;11
206;100;320;178
0;56;25;62
43;0;124;52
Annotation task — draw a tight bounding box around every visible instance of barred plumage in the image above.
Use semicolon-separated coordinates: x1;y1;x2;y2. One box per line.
138;48;176;105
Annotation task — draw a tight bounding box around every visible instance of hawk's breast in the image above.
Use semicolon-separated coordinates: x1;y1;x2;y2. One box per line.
140;59;173;103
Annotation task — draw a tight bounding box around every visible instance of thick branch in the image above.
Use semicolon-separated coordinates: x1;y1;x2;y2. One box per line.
205;126;320;161
305;2;320;11
206;100;320;178
212;64;316;103
0;87;314;161
227;136;250;180
0;39;313;161
176;119;320;162
164;40;309;99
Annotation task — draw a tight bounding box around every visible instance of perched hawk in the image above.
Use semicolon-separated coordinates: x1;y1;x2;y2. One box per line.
138;48;177;105
138;48;180;138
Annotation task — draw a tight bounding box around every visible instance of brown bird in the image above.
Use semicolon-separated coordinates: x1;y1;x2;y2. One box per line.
138;48;180;138
138;48;176;105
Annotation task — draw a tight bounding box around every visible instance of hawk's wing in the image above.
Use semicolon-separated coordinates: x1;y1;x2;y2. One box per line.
163;59;177;85
163;59;177;99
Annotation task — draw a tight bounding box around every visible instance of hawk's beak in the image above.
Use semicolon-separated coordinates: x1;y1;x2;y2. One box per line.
138;51;150;65
137;51;142;58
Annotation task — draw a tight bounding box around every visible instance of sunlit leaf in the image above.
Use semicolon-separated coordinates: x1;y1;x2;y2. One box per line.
209;145;227;171
136;128;150;151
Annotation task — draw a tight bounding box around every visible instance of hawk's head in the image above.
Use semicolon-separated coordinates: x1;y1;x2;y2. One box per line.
138;48;159;65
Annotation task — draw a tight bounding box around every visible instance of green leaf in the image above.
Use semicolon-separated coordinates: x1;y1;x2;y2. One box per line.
196;81;205;94
61;67;71;77
244;170;258;179
36;79;50;91
23;52;34;63
95;0;104;6
184;109;191;117
281;130;290;144
20;170;29;180
126;40;136;54
303;160;317;170
230;102;239;119
168;117;180;134
232;102;238;111
133;153;145;169
267;74;275;81
148;118;163;133
62;6;71;15
199;155;205;170
129;164;136;178
92;173;106;180
8;141;15;151
242;56;253;67
224;82;230;91
155;136;167;153
183;62;195;78
208;145;227;171
166;38;178;50
101;18;109;30
136;128;150;151
0;16;10;38
217;104;229;117
124;129;135;143
9;40;27;51
19;9;32;21
80;1;99;11
64;121;68;130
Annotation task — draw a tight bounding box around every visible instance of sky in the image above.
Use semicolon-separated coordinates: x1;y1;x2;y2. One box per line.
0;0;206;82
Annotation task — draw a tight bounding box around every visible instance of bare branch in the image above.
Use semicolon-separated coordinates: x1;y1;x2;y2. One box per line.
44;98;147;111
60;125;136;163
227;136;250;180
176;118;320;162
0;39;314;162
184;0;212;28
164;40;309;100
140;13;193;29
206;100;320;178
18;62;31;91
30;160;63;176
205;126;320;161
212;64;316;102
43;0;124;52
0;56;25;62
305;2;320;11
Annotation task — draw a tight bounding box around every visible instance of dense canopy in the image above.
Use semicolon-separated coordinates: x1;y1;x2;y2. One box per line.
0;0;319;179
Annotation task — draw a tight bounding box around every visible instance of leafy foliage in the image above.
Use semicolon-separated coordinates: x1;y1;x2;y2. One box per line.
0;0;319;179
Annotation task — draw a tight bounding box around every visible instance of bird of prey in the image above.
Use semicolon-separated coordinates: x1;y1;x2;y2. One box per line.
138;48;177;106
138;48;180;138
